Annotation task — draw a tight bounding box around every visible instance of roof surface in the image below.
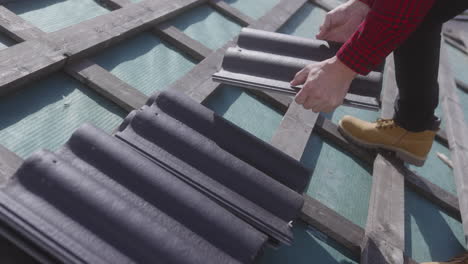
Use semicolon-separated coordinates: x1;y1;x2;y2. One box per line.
0;0;466;263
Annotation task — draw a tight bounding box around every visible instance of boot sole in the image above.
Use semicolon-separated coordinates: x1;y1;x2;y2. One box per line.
338;120;426;167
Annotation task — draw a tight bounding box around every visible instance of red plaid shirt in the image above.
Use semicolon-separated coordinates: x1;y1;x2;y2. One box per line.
337;0;435;75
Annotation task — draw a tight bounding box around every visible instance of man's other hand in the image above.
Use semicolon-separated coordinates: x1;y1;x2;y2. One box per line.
316;0;370;43
290;56;357;113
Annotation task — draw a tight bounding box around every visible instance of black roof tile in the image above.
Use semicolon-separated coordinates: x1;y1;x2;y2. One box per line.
0;90;309;263
213;28;383;110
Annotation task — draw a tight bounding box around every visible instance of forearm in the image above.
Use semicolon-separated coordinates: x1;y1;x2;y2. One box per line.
337;0;436;75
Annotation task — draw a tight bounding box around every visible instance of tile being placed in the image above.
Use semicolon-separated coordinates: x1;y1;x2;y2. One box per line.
213;28;383;111
0;90;310;264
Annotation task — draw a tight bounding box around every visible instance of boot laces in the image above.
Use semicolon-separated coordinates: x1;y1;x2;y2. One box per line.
376;118;396;129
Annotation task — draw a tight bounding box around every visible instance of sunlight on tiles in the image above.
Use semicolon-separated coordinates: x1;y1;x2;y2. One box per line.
0;73;125;158
4;0;109;33
170;5;242;50
203;86;283;142
92;33;196;96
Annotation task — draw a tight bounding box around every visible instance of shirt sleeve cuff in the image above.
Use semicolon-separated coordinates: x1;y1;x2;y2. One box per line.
336;44;372;75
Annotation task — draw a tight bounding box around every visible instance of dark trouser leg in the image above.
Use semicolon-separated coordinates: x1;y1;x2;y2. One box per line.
393;1;468;132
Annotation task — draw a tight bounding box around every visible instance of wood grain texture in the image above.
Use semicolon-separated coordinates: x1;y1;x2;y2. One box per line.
0;0;205;96
362;156;405;264
0;6;148;112
65;60;148;111
439;42;468;244
300;195;364;258
153;23;212;61
0;6;44;41
361;55;405;264
104;0;213;63
208;0;255;26
271;102;319;162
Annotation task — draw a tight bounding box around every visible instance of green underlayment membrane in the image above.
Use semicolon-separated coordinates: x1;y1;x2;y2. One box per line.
93;33;196;96
170;5;242;50
4;0;108;33
406;189;465;262
0;73;125;159
224;0;281;19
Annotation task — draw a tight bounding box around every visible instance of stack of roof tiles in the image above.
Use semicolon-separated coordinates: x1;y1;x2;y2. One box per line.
213;28;383;110
1;90;310;264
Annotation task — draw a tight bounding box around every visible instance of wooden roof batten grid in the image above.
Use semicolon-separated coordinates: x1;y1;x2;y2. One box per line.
0;5;148;111
0;0;465;263
0;0;206;97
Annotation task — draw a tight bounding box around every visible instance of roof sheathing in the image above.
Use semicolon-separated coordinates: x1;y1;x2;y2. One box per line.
0;0;465;263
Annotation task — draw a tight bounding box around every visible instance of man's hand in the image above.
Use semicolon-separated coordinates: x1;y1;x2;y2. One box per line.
290;56;356;113
316;0;370;43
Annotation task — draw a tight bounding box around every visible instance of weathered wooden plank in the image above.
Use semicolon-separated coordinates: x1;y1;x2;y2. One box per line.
0;145;21;184
362;231;404;264
65;60;148;111
208;0;255;26
270;102;318;160
47;0;205;62
361;55;405;264
362;156;405;264
153;23;212;61
0;7;147;112
301;195;419;264
439;42;468;243
0;39;66;96
168;0;308;105
300;195;364;258
104;0;213;61
0;6;43;42
0;0;205;96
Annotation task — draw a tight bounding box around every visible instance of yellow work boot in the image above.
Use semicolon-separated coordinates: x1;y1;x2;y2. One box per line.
421;252;468;263
338;115;437;166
